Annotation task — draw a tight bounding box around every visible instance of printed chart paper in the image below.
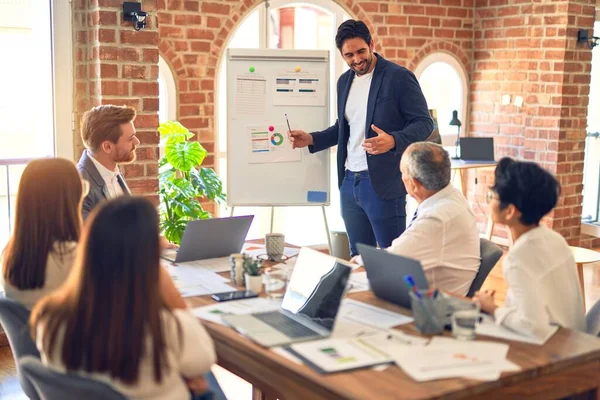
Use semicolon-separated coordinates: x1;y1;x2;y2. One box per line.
234;73;267;117
248;125;301;164
273;69;326;106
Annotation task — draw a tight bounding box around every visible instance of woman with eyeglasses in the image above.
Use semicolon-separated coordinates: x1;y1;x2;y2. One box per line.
30;196;216;399
1;158;87;309
474;158;585;340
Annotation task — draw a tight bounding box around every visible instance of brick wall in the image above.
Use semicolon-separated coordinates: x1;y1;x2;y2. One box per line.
470;0;598;247
72;0;161;204
73;0;600;246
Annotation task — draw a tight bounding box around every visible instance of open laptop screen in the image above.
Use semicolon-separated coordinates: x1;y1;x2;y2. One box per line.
281;248;351;331
459;137;495;161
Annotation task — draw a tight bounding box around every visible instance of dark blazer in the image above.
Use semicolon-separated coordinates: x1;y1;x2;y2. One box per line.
309;54;433;200
77;150;131;221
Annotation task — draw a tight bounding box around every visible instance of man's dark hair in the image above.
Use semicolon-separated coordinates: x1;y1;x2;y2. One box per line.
335;20;372;50
492;157;560;225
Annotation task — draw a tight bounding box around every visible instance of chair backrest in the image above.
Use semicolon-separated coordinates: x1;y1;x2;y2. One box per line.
0;297;41;399
19;355;127;400
330;231;351;261
586;298;600;336
466;239;503;298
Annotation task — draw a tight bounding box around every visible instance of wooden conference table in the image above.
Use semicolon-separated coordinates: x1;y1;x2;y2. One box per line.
185;257;600;399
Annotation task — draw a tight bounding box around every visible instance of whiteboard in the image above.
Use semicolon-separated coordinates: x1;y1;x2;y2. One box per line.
226;48;330;207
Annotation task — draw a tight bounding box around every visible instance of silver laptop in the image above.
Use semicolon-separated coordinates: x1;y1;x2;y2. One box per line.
162;215;253;263
222;247;352;347
357;243;429;309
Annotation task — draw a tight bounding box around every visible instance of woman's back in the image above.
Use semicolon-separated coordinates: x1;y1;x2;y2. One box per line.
36;308;215;400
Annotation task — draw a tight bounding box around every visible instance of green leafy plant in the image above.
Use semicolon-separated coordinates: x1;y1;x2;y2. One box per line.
158;121;226;244
243;255;263;276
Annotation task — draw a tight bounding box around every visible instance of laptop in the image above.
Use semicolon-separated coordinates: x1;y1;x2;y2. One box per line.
458;137;496;164
222;247;352;347
357;243;428;309
162;215;253;263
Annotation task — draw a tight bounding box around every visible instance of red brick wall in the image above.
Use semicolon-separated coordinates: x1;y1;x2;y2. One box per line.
470;0;598;247
72;0;161;204
73;0;600;246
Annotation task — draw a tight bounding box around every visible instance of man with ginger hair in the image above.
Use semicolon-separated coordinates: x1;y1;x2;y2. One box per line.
77;105;140;221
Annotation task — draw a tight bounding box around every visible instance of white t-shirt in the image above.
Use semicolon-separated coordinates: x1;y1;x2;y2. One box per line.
1;241;77;309
494;226;585;339
37;309;216;400
344;70;373;172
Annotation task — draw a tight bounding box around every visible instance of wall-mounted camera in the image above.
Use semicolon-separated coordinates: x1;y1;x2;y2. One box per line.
123;2;147;31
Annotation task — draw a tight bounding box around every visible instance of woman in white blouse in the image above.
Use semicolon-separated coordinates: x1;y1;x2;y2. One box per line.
30;197;217;400
1;158;84;309
475;158;585;340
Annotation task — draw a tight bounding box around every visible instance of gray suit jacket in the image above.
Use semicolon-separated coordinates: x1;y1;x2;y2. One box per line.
77;150;131;221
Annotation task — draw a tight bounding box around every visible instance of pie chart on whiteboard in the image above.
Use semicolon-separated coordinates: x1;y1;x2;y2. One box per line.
270;132;284;146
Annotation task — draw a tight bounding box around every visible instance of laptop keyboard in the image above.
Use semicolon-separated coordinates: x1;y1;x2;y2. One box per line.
254;311;319;339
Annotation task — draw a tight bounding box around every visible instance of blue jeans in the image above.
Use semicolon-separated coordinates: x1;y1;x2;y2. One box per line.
190;372;226;400
340;170;406;256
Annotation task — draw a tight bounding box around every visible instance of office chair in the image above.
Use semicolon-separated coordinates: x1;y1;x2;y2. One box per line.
19;355;127;400
0;298;41;399
466;238;503;297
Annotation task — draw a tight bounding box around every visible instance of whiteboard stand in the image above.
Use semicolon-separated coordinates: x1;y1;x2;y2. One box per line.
229;205;333;254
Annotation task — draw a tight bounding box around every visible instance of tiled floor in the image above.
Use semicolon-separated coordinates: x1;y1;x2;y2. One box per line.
1;256;599;400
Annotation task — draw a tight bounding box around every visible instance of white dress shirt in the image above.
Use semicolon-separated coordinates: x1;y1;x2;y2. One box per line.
387;184;480;295
38;309;216;400
88;150;124;198
494;226;585;339
344;69;373;172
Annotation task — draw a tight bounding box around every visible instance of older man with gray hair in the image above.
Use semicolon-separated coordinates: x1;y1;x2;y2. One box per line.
394;142;480;295
354;142;480;295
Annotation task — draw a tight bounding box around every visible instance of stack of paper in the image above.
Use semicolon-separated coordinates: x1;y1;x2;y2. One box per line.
241;243;300;260
476;314;558;345
388;337;521;381
166;263;235;297
192;298;282;325
338;299;414;329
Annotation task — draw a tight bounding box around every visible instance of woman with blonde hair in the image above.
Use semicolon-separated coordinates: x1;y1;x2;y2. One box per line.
2;158;85;309
30;196;216;399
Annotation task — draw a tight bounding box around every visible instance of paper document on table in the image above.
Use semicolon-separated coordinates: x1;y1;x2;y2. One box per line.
285;336;392;373
192;298;282;325
176;257;231;272
339;299;413;329
165;263;233;297
242;243;300;259
346;272;369;293
391;337;520;382
476;314;558;345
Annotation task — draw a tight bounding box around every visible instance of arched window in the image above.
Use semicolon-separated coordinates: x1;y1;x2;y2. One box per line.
158;56;177;123
216;0;349;246
414;53;468;147
582;19;600;235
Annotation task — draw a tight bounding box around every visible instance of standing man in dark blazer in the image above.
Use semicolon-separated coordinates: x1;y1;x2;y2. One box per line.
289;20;433;256
77;105;139;221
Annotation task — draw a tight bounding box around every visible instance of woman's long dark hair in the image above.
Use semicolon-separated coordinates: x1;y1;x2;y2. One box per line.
2;158;82;289
31;196;172;384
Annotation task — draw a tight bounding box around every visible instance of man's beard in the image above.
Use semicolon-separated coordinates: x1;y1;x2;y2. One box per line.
115;148;136;164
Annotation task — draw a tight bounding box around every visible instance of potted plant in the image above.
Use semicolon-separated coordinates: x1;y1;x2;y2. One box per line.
243;255;263;293
158;121;226;244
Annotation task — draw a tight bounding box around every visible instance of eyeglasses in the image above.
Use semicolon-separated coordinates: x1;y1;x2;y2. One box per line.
486;190;499;204
82;179;90;197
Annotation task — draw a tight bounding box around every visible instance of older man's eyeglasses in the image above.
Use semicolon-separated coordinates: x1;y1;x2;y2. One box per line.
486;190;499;204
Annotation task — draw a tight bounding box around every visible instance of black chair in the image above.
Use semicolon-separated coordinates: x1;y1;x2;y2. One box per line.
466;238;503;297
0;297;41;399
19;355;127;400
586;298;600;336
